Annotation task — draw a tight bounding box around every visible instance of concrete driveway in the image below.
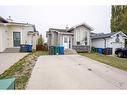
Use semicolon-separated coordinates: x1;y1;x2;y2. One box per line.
0;53;28;74
27;55;127;89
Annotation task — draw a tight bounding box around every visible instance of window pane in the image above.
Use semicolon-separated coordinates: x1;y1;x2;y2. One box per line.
64;37;68;43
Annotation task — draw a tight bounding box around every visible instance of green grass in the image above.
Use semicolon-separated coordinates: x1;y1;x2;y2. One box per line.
0;51;48;89
79;53;127;71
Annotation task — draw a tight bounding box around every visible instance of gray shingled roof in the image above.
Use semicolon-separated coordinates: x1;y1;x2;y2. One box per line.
91;32;116;39
49;28;66;32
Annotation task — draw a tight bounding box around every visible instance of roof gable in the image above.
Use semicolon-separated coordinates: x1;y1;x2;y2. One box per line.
49;22;94;33
111;31;127;38
68;23;94;31
0;16;8;23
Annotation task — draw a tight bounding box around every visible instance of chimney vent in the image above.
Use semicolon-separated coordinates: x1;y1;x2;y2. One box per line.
65;25;69;31
7;16;13;22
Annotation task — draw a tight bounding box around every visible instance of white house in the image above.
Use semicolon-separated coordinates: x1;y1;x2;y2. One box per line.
0;16;39;52
91;32;127;54
46;23;93;52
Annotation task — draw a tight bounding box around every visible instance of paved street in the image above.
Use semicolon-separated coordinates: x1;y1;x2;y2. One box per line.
0;53;28;74
27;55;127;89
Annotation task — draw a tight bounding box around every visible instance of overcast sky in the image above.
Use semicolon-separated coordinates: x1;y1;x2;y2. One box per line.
0;6;111;41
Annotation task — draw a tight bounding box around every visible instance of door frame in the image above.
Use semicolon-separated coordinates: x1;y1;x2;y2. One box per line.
13;32;21;47
63;35;69;49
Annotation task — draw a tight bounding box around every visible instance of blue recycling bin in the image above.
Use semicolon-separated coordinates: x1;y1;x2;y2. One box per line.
27;45;32;52
20;44;32;52
98;48;103;54
59;46;64;55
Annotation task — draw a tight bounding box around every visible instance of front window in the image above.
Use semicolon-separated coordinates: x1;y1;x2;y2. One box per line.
84;37;87;45
64;37;68;43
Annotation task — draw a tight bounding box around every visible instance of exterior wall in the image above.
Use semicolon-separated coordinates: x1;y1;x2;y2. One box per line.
53;32;58;46
73;26;91;46
32;33;39;49
0;25;8;52
110;34;125;47
59;34;63;46
91;38;105;48
47;31;73;49
91;34;125;48
91;33;126;55
51;31;54;46
0;26;2;52
48;31;58;46
25;26;38;49
0;24;37;52
47;34;52;46
7;25;37;49
7;25;23;48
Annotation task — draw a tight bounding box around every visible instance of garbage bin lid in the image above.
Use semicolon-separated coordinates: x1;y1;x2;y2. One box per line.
0;78;15;89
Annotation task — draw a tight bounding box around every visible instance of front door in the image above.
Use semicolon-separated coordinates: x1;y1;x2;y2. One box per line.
63;36;69;49
13;32;21;47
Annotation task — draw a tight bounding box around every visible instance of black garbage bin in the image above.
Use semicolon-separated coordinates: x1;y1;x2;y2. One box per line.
20;44;27;52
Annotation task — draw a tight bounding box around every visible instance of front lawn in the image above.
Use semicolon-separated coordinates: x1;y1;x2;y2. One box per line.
0;51;48;89
79;53;127;71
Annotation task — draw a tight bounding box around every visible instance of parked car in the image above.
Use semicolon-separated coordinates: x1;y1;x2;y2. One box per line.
115;48;127;58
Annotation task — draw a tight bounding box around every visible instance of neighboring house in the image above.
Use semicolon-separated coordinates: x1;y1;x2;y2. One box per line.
46;23;94;52
91;31;127;54
0;16;39;52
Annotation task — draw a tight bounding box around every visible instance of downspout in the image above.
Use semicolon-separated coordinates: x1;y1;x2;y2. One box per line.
103;38;106;48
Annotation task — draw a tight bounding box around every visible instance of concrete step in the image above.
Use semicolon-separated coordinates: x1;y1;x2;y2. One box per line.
4;48;20;53
64;49;78;55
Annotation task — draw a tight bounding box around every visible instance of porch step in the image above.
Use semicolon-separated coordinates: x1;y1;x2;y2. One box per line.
4;48;20;53
64;49;78;55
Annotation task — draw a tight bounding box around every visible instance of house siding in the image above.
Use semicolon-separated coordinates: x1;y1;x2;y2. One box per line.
32;32;39;49
7;26;23;48
91;33;126;55
92;34;125;48
0;25;8;52
92;38;105;48
73;26;91;46
0;24;38;52
47;25;92;51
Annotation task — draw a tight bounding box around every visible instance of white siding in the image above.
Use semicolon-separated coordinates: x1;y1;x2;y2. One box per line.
91;33;126;55
73;26;91;46
111;34;125;48
7;25;23;47
0;24;38;51
32;33;39;49
92;39;105;48
0;25;8;52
